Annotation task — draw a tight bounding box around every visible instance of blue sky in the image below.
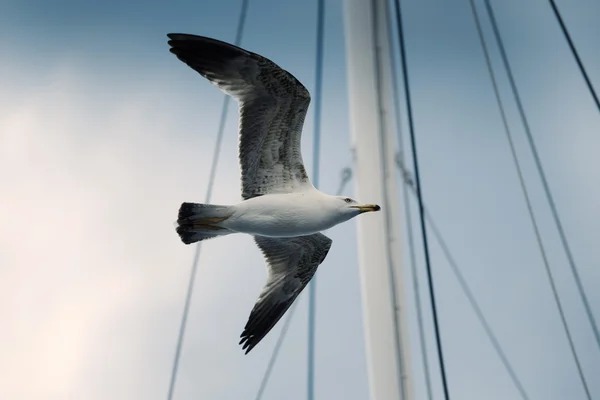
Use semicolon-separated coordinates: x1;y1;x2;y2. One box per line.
1;0;599;399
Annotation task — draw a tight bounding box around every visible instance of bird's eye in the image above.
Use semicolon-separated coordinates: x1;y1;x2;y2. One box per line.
344;198;352;203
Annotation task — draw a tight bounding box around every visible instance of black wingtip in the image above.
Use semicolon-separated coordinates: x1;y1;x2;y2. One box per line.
167;33;198;41
243;342;255;355
166;33;250;57
166;33;204;50
239;332;258;354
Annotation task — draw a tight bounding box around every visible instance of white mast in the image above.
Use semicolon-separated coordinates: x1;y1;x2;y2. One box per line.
343;1;413;399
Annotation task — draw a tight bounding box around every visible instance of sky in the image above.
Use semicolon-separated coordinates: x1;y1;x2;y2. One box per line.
0;0;599;399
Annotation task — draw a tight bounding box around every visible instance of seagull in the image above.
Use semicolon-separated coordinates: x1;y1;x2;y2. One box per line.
168;33;380;354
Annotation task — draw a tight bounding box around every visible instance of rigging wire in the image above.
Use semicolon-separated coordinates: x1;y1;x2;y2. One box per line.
397;154;433;400
386;6;433;400
396;159;530;400
307;1;325;399
166;1;249;399
482;0;600;399
464;4;562;398
480;0;591;399
254;168;353;400
392;0;451;398
548;0;600;113
482;0;600;355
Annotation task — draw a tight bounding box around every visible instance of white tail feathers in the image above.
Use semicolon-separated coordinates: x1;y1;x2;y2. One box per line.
176;202;234;244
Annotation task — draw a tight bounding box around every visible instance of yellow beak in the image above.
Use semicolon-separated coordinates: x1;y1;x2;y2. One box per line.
350;204;381;213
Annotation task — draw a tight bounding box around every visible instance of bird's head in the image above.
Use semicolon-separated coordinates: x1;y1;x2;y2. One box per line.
334;196;380;220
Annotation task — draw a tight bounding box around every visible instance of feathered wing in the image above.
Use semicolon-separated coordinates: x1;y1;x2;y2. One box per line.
167;33;313;199
239;233;332;354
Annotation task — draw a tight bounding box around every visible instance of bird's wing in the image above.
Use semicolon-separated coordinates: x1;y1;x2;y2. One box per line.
167;33;313;200
240;233;332;354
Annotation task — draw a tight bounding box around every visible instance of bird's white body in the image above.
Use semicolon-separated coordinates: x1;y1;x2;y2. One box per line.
223;190;355;237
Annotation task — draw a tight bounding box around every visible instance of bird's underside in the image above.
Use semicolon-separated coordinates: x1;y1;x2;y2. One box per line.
168;33;332;354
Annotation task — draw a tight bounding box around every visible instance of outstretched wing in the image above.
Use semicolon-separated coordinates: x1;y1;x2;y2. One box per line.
167;33;313;199
240;233;332;354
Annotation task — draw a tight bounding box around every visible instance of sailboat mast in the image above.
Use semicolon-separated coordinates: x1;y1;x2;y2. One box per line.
343;0;413;399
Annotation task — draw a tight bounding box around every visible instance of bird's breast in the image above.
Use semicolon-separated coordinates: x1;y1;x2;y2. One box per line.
225;193;336;237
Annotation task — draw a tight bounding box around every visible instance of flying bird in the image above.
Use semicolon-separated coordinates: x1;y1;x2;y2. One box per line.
168;33;380;354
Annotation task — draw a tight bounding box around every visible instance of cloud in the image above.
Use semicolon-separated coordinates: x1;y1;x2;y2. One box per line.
0;55;268;400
